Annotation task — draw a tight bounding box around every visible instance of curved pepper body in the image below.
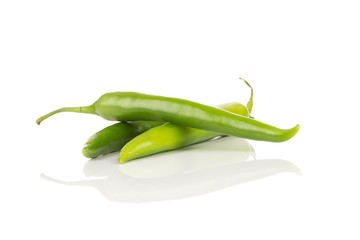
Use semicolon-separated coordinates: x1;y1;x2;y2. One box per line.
37;92;299;142
94;92;299;142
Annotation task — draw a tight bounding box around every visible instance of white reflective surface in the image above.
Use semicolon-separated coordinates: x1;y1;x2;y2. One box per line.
41;138;300;202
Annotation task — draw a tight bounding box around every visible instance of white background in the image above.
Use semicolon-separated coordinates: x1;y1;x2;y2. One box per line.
1;0;359;239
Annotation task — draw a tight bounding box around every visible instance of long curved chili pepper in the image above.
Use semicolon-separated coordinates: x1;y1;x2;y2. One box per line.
36;92;299;143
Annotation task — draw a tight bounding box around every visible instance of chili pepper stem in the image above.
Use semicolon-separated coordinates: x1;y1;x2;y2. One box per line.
36;105;96;125
239;77;254;115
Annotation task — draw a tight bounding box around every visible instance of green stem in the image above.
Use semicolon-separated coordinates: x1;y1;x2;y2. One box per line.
36;105;96;125
239;77;254;115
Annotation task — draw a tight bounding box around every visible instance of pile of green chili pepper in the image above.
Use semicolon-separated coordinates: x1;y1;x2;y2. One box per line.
36;78;299;163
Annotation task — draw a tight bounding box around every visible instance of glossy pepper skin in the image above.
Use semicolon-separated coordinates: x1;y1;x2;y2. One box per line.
82;121;162;158
118;102;249;163
36;93;299;142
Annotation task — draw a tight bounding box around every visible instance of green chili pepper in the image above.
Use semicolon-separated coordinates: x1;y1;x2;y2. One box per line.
36;86;299;143
119;101;250;163
82;121;163;158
